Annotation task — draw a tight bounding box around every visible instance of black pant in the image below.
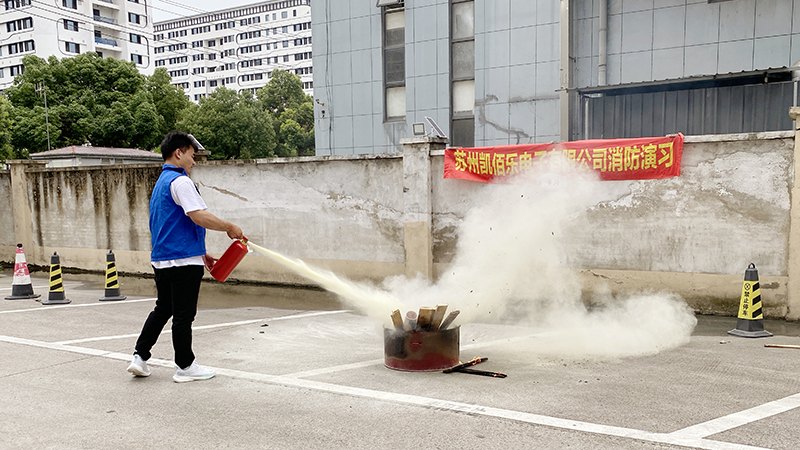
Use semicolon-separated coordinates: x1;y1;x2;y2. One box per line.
134;265;204;369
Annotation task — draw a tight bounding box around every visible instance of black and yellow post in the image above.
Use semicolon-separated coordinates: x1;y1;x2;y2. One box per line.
42;252;71;305
728;263;772;338
99;250;126;301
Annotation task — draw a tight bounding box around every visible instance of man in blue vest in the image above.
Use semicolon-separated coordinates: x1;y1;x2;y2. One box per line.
127;131;245;383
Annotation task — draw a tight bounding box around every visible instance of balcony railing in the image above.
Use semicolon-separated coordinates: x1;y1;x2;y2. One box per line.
94;37;118;46
93;15;117;25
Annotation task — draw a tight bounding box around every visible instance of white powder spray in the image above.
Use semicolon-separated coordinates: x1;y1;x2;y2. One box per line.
248;242;403;321
251;153;697;360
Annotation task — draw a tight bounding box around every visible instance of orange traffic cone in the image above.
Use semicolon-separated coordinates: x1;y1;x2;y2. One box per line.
4;243;41;300
728;263;772;338
42;252;70;305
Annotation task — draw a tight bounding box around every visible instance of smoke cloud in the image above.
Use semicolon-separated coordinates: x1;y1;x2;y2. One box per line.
383;153;697;360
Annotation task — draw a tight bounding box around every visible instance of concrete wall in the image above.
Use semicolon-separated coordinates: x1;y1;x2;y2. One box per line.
3;131;799;318
573;0;800;87
431;132;795;317
194;156;406;283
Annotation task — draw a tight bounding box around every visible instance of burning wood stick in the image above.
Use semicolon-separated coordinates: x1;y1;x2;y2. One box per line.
430;304;448;330
416;307;435;331
404;310;418;331
443;356;487;373
438;310;460;330
456;368;507;378
764;344;800;349
390;309;404;331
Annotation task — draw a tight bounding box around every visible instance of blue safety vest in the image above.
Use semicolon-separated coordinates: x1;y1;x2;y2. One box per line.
149;164;206;262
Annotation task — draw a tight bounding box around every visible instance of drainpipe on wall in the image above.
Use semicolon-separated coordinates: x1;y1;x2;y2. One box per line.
793;61;800;106
559;0;572;141
598;0;607;86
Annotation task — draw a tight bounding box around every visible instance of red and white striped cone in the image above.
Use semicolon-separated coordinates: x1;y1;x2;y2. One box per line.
4;243;41;300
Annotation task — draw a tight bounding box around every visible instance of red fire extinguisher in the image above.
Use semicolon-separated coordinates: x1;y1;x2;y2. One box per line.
209;238;249;283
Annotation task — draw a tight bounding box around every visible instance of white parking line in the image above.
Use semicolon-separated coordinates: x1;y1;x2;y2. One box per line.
669;393;800;438
54;310;350;344
0;297;157;315
0;283;82;292
0;333;768;450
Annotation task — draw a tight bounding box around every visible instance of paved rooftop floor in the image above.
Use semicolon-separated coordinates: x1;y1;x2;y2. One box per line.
1;271;799;449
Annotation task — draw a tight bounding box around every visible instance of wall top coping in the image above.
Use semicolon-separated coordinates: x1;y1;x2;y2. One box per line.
400;136;449;145
202;153;403;166
5;160;47;167
428;132;794;156
683;131;793;143
23;162;162;174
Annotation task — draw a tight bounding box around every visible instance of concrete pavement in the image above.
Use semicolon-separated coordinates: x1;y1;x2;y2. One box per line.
1;271;799;449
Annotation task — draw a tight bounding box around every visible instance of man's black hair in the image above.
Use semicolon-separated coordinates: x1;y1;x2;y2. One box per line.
159;131;196;161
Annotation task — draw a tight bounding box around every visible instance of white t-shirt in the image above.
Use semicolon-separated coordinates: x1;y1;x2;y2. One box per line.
151;176;208;269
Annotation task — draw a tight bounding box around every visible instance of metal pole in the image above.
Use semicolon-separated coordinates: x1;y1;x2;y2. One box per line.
36;82;52;151
599;0;607;86
584;96;589;139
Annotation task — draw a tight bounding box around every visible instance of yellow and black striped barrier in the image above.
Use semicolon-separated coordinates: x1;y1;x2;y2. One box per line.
99;250;126;302
42;252;71;305
728;263;772;338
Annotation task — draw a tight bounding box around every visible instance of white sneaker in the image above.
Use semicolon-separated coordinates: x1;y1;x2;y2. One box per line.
173;361;216;383
127;354;151;377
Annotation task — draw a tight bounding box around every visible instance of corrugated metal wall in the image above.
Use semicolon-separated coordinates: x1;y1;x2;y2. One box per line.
584;81;795;139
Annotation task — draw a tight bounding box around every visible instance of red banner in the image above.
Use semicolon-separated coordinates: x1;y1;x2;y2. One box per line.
444;134;684;182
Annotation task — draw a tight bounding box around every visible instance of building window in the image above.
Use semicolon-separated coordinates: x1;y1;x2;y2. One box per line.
4;0;32;11
451;0;475;147
128;12;141;24
383;7;405;120
130;54;143;65
281;11;287;18
62;0;76;9
63;19;78;31
6;16;33;32
10;64;24;76
7;40;34;55
65;41;80;53
130;33;142;44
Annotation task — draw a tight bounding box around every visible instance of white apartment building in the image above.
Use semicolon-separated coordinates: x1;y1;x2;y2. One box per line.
0;0;154;90
153;0;313;102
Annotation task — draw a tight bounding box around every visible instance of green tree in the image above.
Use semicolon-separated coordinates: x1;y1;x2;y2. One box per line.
177;88;276;159
0;96;14;160
4;54;176;153
257;69;308;116
10;106;60;155
146;68;191;136
256;70;315;156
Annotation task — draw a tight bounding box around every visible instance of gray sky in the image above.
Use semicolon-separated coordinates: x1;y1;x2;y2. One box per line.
151;0;263;22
